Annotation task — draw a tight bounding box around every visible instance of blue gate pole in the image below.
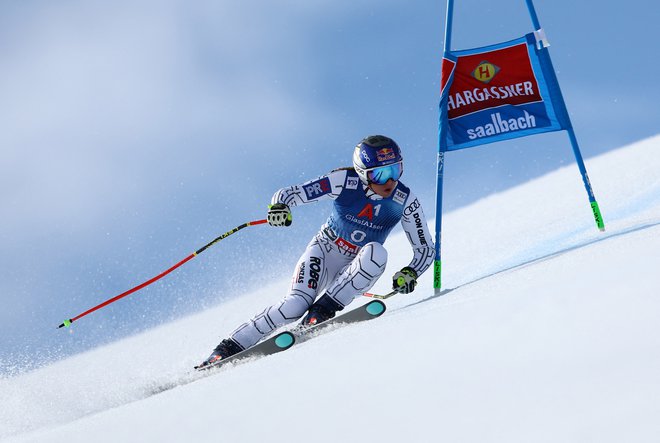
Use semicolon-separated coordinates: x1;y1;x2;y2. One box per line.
525;0;605;231
434;0;455;294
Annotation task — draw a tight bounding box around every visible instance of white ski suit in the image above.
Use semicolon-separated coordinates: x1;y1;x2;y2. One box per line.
230;168;434;349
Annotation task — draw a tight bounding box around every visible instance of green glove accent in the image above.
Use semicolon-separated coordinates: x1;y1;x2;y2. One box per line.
392;266;418;294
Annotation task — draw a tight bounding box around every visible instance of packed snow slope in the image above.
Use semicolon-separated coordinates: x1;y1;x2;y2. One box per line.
2;135;660;443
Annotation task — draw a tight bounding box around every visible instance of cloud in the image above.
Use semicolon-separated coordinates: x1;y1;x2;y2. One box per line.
0;0;353;237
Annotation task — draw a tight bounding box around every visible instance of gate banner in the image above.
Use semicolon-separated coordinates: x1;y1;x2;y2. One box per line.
439;33;571;151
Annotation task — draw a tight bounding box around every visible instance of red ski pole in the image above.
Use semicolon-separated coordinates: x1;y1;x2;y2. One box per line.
58;219;268;329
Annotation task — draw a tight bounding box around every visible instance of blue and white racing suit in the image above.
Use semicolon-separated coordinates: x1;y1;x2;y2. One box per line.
231;168;434;349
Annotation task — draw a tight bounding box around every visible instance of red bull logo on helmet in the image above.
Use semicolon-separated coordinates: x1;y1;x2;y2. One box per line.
376;148;396;163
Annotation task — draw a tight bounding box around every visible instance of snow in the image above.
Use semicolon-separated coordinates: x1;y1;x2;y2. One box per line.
2;135;660;443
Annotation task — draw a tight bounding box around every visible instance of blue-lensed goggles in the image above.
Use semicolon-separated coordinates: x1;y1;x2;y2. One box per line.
366;162;403;185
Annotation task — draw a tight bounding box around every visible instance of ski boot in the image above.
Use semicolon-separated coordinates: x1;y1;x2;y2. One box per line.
302;294;344;326
195;338;244;369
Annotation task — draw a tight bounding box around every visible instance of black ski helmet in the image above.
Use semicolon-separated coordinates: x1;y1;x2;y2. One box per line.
352;135;404;185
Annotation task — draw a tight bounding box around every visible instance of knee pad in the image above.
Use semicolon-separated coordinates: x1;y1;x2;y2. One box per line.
359;242;388;273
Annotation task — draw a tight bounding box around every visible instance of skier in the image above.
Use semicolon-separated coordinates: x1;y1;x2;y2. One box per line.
198;135;434;368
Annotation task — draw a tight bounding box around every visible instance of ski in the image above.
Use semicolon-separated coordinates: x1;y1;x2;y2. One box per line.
195;331;295;371
294;299;386;338
194;300;385;372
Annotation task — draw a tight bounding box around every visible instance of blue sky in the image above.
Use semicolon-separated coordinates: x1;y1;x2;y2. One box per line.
1;0;658;372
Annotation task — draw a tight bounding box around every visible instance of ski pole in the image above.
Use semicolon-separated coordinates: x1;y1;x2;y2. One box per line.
363;290;398;300
58;219;268;329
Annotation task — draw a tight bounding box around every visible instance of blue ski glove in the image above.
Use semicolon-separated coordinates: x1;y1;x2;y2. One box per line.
267;203;292;227
392;267;418;294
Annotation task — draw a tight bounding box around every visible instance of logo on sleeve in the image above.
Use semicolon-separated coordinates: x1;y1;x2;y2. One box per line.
403;198;421;216
304;177;331;199
413;212;428;246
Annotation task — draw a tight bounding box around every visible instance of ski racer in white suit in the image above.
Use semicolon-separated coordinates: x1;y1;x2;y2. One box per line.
198;135;434;367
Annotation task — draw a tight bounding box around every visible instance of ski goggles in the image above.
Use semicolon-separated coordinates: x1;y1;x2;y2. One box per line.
366;161;403;185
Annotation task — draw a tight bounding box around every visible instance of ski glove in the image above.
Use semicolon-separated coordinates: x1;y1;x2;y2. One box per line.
267;203;292;227
392;267;418;294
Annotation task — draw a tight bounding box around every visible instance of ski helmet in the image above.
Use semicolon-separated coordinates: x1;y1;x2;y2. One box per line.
353;135;404;185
